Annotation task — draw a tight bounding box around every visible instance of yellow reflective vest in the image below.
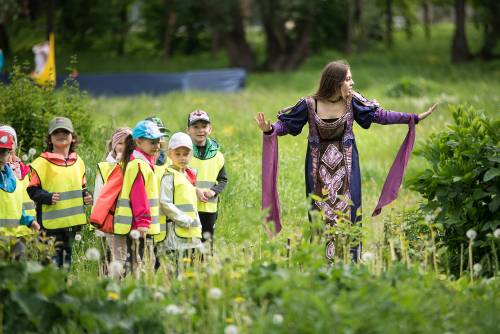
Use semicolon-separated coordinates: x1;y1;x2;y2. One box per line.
0;176;32;237
20;176;36;218
154;166;201;242
190;151;224;213
31;156;87;229
97;161;117;184
113;157;160;236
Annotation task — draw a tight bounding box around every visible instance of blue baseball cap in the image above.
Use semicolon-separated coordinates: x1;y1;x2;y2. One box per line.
132;120;163;140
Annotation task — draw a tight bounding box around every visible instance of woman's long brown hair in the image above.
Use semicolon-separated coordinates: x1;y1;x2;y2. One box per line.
312;60;350;101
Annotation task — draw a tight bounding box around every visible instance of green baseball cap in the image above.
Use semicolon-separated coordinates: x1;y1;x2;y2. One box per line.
48;117;74;134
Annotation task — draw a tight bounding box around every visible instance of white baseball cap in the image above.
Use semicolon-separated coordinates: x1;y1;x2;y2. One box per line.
168;132;193;150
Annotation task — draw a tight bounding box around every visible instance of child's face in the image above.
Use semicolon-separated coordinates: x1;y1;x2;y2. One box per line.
136;138;161;157
113;137;126;160
168;147;192;170
187;122;212;146
0;148;11;166
50;129;74;150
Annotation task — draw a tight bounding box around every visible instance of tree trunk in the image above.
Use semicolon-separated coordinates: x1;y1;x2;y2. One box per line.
163;0;176;59
385;0;393;48
422;0;431;40
116;4;128;55
224;1;257;70
46;0;54;37
0;23;10;56
478;3;500;60
345;0;354;54
451;0;470;63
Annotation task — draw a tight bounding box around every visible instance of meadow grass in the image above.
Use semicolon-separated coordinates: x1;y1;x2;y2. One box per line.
3;23;499;333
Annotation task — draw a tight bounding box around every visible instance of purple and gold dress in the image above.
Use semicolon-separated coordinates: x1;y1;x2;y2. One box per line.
262;92;419;260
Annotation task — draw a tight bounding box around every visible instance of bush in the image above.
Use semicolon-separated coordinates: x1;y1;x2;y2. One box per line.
386;76;432;97
409;104;500;275
0;65;94;156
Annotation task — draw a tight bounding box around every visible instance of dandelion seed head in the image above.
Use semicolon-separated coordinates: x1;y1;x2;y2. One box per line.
109;261;124;279
473;263;482;273
466;229;477;240
494;229;500;239
272;313;284;325
130;229;141;240
361;251;375;263
74;233;82;242
21;154;28;161
208;287;223;300
203;231;212;240
165;304;182;315
85;247;100;261
95;230;106;238
224;325;239;334
28;148;36;156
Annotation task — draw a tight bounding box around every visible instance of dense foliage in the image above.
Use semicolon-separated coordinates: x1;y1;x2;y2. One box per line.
410;104;500;274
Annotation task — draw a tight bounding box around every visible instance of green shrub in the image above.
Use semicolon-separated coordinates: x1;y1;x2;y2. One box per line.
386;76;430;97
409;104;500;275
0;65;94;156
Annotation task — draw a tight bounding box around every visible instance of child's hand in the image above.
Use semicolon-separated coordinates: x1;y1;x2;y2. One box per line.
196;188;208;202
51;193;60;204
204;189;216;199
83;193;93;206
31;221;40;231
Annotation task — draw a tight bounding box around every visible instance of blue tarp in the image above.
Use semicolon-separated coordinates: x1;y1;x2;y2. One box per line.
0;68;246;96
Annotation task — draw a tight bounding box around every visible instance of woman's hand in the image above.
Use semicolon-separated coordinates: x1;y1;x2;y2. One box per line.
255;112;272;132
418;103;438;121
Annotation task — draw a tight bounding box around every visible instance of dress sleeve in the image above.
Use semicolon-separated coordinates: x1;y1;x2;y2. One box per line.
273;98;309;136
352;92;419;129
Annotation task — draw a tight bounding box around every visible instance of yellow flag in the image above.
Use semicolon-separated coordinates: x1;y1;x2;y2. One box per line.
32;33;56;87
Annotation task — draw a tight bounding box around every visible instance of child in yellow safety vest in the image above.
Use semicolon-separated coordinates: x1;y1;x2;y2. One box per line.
28;117;93;268
186;110;227;246
116;120;163;274
0;130;40;260
93;127;131;271
155;132;202;267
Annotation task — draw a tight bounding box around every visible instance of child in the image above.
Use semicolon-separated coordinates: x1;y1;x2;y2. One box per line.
155;132;202;266
0;130;40;260
93;127;131;269
28;117;93;268
186;110;227;244
144;116;169;166
114;120;163;274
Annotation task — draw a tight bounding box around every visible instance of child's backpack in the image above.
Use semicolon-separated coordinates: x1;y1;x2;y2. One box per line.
90;164;123;233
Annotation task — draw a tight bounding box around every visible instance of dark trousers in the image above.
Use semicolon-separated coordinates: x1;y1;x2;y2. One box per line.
199;212;218;242
45;227;80;268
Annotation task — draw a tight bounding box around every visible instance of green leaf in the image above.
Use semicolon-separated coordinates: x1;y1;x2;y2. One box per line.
483;168;500;182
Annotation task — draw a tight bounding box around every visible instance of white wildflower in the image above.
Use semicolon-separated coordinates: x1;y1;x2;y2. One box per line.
85;247;100;261
202;231;212;240
473;263;482;274
109;261;124;279
165;304;182;315
224;325;239;334
21;154;28;161
153;291;164;301
494;229;500;239
361;251;375;263
130;229;141;240
208;287;223;300
74;233;82;242
95;229;106;238
272;313;284;325
28;148;36;156
466;229;477;240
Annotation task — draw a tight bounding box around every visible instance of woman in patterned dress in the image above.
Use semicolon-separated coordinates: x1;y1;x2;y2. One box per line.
256;60;437;261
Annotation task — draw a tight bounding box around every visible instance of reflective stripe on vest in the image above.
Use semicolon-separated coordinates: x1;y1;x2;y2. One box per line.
190;151;224;213
154;167;201;242
0;178;32;237
97;161;117;184
113;157;160;235
31;156;87;229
